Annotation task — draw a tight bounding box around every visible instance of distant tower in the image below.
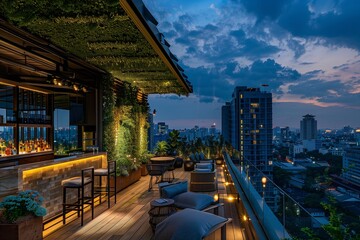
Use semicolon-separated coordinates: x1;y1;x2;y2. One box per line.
157;122;168;135
210;123;216;136
222;102;231;144
343;147;360;185
222;86;274;206
223;86;273;168
300;114;317;140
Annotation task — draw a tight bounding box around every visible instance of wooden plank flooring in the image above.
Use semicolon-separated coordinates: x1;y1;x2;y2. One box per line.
44;165;246;240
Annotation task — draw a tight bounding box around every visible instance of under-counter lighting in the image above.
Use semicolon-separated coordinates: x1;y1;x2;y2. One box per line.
23;154;106;177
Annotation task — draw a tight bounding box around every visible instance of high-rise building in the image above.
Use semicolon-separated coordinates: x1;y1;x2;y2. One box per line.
343;147;360;186
222;86;273;205
300;114;317;140
280;127;290;142
156;122;168;135
222;102;231;144
209;123;216;136
222;86;272;168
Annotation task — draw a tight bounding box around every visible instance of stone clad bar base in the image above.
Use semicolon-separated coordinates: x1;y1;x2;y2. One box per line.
0;153;107;220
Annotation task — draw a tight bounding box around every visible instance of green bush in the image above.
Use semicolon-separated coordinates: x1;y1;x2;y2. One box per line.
0;190;47;223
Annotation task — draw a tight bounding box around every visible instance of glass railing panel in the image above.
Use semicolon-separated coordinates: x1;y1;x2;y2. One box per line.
224;150;331;240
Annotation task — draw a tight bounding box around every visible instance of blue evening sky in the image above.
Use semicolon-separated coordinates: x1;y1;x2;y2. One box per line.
144;0;360;130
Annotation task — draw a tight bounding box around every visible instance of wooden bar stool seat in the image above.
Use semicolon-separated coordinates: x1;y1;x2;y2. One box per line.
94;160;117;208
61;167;95;226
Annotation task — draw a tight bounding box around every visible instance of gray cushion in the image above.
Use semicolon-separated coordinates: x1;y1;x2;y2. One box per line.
61;177;92;187
162;181;188;198
194;168;212;173
195;163;212;169
155;208;227;240
173;192;214;210
94;168;108;176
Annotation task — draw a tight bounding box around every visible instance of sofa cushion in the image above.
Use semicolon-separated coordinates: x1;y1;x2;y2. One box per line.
193;168;212;173
195;163;212;169
161;181;188;199
155;208;227;240
173;192;214;210
199;152;205;160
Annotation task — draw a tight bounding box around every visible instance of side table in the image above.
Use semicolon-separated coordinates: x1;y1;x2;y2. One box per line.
148;198;177;232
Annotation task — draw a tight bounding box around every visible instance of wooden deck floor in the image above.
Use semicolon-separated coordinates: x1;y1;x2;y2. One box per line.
44;165;246;240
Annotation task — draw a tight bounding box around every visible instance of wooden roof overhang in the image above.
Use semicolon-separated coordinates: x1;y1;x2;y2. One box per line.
0;18;106;95
0;0;192;96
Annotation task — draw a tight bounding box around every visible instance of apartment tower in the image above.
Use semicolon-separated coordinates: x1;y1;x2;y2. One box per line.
222;86;273;203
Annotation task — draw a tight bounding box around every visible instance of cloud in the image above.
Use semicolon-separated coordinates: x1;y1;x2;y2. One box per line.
186;58;300;102
287;79;360;108
277;0;360;51
240;0;289;21
143;0;360;128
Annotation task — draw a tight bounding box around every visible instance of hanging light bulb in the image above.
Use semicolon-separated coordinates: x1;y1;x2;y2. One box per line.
73;84;79;91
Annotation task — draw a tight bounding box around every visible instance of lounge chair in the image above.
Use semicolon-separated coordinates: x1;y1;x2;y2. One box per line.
154;208;232;240
190;162;216;192
159;181;221;213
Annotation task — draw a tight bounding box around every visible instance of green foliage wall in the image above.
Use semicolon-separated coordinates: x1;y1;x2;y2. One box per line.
102;76;149;175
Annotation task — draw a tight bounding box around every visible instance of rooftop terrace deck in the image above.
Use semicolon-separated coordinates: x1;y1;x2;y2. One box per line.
44;165;245;240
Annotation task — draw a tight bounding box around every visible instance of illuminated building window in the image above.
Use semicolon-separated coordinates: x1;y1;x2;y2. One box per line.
252;114;256;119
250;103;259;108
252;140;257;144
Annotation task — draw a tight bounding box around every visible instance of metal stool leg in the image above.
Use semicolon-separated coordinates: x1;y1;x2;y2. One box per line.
63;187;66;224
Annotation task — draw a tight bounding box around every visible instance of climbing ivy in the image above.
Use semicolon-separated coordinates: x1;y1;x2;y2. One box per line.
102;74;149;176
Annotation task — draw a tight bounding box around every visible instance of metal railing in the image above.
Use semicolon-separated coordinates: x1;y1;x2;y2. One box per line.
223;151;330;240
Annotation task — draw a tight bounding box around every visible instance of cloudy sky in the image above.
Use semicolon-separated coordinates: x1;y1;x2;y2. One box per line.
143;0;360;130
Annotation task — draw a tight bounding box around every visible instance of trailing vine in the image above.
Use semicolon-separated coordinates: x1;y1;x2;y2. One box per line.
102;73;149;176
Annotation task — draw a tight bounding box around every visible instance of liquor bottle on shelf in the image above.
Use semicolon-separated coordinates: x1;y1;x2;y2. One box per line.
0;139;6;156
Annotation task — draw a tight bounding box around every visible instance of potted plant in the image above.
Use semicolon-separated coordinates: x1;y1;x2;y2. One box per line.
0;190;47;240
139;151;154;176
154;141;168;156
111;155;142;192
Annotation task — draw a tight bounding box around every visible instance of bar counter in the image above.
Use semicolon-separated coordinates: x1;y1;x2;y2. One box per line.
0;152;107;220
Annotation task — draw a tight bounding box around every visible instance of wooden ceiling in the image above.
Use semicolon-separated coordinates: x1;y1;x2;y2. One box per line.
0;0;192;95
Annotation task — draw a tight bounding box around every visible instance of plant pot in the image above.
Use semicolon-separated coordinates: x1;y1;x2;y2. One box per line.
0;216;43;240
140;164;148;176
110;168;141;193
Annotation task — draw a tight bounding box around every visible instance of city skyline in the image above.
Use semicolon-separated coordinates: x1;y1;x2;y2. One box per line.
145;0;360;129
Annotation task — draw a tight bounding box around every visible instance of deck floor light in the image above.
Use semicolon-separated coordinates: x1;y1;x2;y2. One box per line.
262;176;267;223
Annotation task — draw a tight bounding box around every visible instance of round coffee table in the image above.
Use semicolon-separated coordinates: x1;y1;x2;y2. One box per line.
148;198;176;232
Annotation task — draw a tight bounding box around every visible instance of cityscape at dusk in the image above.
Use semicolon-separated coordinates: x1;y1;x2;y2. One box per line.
0;0;359;239
145;0;360;129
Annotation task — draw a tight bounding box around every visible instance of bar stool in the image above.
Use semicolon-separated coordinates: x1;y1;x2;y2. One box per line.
94;160;117;208
61;167;95;226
